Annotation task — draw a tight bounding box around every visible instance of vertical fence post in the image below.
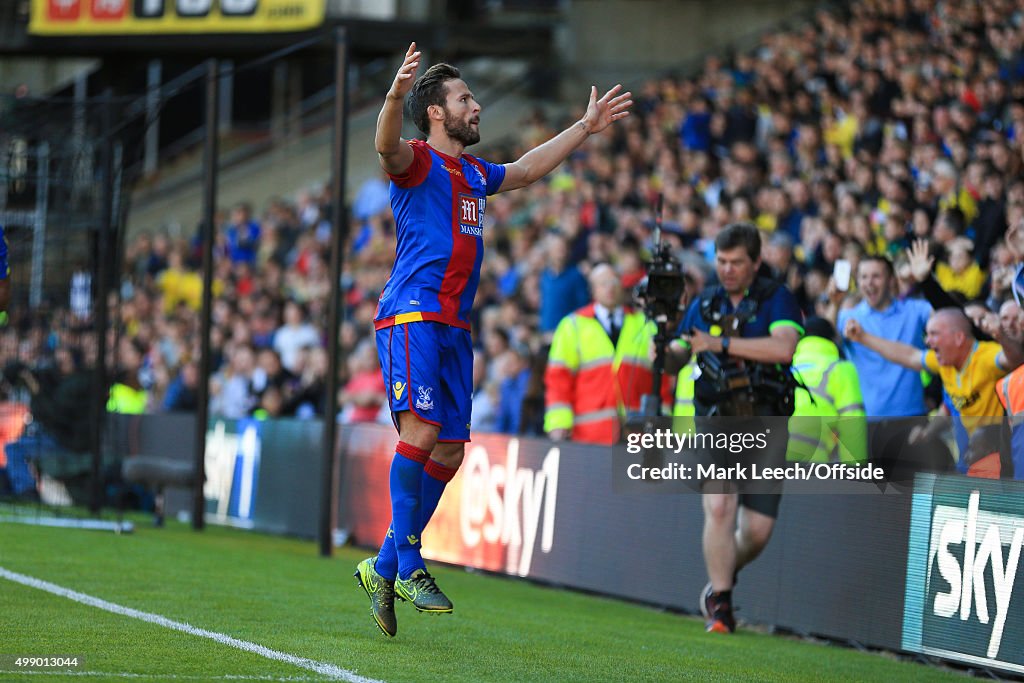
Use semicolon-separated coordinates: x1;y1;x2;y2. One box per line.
29;143;49;309
91;90;114;514
321;27;350;557
193;59;220;531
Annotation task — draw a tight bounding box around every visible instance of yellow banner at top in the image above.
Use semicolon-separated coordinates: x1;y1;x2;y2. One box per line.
29;0;326;35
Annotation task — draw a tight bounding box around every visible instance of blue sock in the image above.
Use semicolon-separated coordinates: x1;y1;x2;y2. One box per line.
377;457;458;581
389;442;430;580
375;525;399;581
375;525;398;580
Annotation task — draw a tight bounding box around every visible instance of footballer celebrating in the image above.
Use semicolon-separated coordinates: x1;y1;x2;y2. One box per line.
354;42;632;637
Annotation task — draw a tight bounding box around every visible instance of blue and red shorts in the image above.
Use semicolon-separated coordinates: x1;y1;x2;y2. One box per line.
375;321;473;442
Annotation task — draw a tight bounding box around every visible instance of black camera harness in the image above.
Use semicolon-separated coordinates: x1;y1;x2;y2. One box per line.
694;277;801;417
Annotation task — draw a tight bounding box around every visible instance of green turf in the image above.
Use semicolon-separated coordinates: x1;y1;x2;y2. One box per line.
0;518;966;682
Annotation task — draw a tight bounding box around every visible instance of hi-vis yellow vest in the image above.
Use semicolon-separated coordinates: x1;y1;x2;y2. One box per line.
672;358;698;439
545;305;664;444
788;336;867;462
673;359;698;417
107;383;148;415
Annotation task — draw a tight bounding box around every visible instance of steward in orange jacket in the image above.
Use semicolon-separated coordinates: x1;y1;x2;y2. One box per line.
544;264;668;444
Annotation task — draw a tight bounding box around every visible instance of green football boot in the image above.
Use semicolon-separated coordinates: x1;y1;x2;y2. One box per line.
354;557;397;637
394;569;453;614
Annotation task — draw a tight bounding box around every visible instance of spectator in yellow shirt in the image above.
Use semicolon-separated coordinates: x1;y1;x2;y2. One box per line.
844;307;1014;437
935;238;986;300
933;159;978;226
157;247;222;313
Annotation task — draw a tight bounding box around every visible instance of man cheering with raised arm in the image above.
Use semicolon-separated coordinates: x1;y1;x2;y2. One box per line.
843;308;1016;470
354;42;632;638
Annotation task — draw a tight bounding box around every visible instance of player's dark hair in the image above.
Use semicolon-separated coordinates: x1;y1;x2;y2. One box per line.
408;63;461;135
715;222;761;262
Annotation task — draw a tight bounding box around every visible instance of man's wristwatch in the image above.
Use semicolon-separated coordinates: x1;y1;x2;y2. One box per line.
720;336;730;356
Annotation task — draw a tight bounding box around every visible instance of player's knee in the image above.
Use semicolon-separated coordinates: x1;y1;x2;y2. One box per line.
431;442;465;469
397;411;440;451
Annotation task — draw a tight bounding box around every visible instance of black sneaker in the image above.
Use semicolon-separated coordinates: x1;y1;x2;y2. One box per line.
704;592;736;634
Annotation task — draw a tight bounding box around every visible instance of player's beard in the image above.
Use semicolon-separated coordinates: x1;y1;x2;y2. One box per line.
443;109;480;146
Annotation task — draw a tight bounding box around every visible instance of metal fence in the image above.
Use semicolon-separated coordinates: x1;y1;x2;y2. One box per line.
0;88;125;511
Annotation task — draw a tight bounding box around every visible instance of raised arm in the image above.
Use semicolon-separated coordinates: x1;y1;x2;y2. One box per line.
980;313;1024;371
843;318;924;371
375;42;419;176
908;238;991;340
498;85;632;193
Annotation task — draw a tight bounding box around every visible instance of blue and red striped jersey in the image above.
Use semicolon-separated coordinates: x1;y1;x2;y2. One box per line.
375;139;506;330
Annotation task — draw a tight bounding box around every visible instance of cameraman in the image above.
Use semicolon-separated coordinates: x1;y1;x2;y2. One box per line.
666;222;802;634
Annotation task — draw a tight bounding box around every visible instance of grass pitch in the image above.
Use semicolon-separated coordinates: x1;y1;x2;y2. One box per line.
0;514;964;682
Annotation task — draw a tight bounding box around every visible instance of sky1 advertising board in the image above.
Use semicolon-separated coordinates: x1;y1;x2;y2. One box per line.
903;473;1024;675
29;0;325;35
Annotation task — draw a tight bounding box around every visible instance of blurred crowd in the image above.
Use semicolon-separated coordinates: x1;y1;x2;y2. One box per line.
3;0;1024;449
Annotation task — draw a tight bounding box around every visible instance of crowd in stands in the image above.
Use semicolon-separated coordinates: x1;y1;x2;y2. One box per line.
3;0;1024;468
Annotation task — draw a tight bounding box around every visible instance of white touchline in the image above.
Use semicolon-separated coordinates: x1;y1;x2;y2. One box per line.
0;567;385;683
0;672;325;680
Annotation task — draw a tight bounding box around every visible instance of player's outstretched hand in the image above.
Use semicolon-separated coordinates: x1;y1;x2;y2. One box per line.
580;84;632;135
388;42;420;101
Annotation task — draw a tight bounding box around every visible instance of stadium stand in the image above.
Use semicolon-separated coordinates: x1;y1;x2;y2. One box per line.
2;0;1023;476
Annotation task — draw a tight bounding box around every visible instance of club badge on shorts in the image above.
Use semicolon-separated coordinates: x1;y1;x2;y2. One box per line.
416;385;435;411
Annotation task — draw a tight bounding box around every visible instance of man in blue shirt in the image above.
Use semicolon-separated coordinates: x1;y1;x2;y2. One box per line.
497;343;531;434
667;222;803;635
539;233;590;338
837;257;932;417
837;256;941;481
225;202;260;266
